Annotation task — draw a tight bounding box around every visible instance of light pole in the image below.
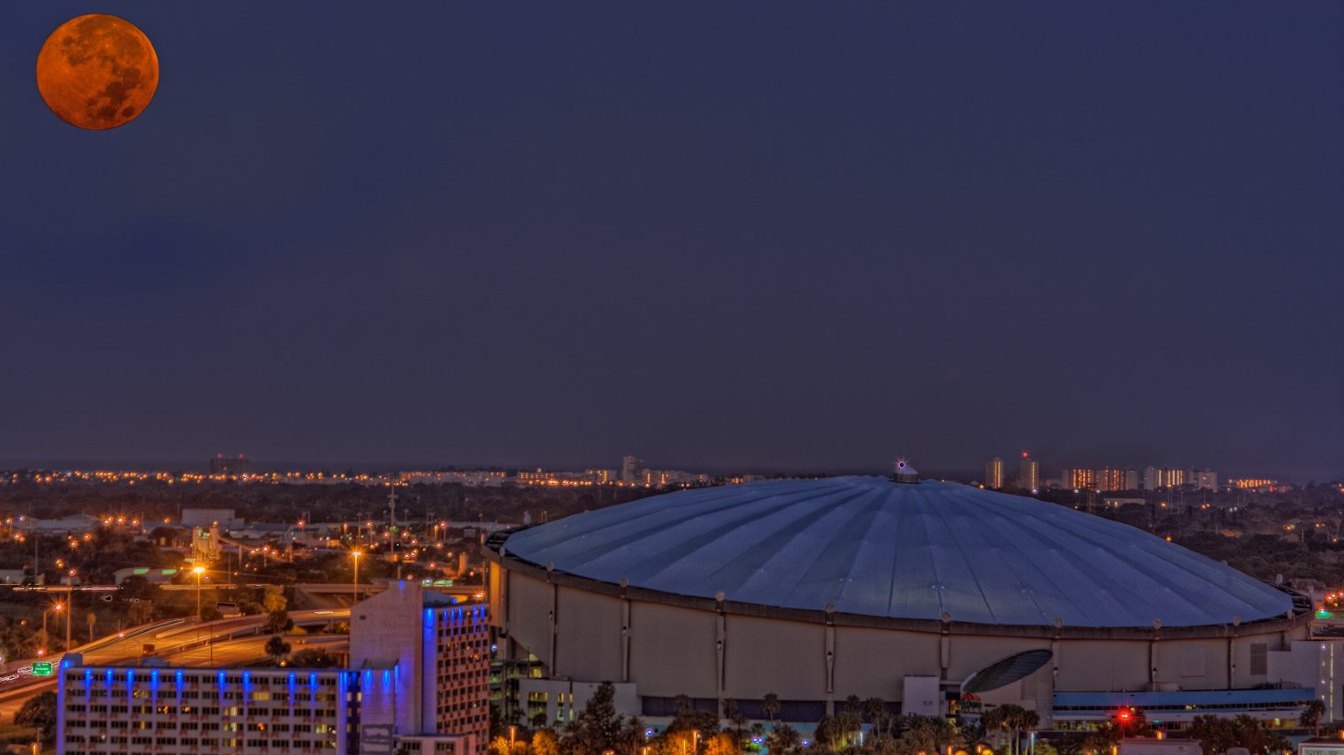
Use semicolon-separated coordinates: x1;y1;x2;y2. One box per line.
192;566;206;663
192;566;205;620
43;602;62;655
63;587;72;651
352;550;363;603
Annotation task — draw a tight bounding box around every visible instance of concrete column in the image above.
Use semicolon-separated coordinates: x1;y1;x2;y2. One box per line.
824;603;836;714
715;591;727;703
940;612;952;683
621;591;631;683
546;564;558;674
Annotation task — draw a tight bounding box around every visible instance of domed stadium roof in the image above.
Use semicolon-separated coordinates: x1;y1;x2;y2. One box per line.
500;476;1292;628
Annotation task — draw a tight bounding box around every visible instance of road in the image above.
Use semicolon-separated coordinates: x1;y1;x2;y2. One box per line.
0;609;349;722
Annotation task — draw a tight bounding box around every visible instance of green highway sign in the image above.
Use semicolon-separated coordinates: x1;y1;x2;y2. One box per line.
32;662;53;676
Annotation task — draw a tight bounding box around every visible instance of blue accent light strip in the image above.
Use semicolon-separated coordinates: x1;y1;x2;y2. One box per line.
337;671;350;752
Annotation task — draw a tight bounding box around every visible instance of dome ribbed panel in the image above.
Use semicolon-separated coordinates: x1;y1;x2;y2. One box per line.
503;477;1291;628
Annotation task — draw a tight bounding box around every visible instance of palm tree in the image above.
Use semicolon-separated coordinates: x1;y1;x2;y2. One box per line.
723;699;749;749
1302;699;1327;736
864;697;892;739
837;697;865;747
765;722;802;755
985;705;1039;755
1011;707;1040;755
893;715;955;755
15;691;58;745
264;634;291;663
982;706;1011;755
762;693;781;724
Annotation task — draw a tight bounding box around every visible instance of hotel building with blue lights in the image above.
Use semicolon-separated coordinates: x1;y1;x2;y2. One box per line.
57;582;490;755
57;662;361;754
349;581;491;754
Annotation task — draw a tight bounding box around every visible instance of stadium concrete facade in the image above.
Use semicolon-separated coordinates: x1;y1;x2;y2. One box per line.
485;477;1326;729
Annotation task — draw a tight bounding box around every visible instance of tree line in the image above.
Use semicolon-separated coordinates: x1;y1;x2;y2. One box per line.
488;685;1310;755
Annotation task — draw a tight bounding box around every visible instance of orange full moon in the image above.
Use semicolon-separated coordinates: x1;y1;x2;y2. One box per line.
36;14;159;130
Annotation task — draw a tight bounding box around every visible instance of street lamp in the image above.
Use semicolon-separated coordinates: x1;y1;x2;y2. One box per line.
192;566;206;620
46;602;63;652
63;588;72;651
192;566;207;663
351;550;363;603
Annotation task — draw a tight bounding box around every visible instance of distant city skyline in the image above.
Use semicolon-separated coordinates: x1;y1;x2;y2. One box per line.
0;450;1330;484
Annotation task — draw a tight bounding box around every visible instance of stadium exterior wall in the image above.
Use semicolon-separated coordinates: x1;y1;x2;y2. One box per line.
487;553;1312;724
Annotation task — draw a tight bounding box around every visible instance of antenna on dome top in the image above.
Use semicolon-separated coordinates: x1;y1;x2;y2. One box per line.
892;459;919;484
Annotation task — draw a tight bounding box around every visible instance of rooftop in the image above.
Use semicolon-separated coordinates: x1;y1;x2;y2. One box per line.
501;476;1293;628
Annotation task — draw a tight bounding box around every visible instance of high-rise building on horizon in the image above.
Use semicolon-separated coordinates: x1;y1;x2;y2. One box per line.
585;468;614;484
984;457;1004;489
1062;468;1096;490
1143;467;1216;490
620;455;644;483
1096;468;1139;492
1192;470;1218;491
1017;451;1039;492
1062;468;1139;492
209;453;251;476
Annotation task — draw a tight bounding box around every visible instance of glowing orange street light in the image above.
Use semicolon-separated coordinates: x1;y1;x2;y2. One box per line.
191;565;211;664
192;566;206;619
352;550;363;602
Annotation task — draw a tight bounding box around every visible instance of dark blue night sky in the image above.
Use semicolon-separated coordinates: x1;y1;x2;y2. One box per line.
1;2;1340;479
